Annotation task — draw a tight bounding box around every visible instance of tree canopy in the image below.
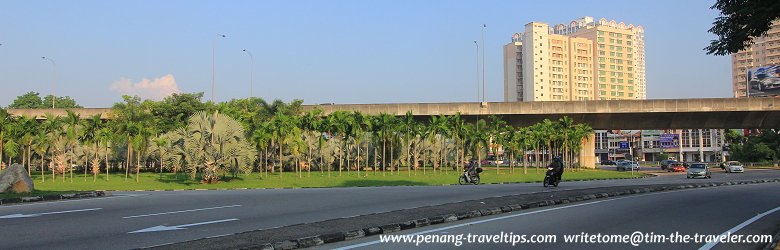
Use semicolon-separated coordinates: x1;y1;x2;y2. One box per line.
8;92;82;109
706;0;780;55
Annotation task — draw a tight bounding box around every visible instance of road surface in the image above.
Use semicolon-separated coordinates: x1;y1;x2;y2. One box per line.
0;169;778;249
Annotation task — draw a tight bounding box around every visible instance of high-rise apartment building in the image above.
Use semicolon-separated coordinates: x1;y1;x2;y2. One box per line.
504;17;645;102
731;20;780;97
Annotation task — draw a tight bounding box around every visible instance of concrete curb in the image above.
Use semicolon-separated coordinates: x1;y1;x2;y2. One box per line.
764;228;780;250
147;178;780;250
0;191;106;205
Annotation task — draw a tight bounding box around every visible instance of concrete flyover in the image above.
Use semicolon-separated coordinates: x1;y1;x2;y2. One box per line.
7;97;780;130
304;97;780;130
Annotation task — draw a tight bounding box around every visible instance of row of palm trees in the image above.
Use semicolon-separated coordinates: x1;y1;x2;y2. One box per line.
0;99;593;184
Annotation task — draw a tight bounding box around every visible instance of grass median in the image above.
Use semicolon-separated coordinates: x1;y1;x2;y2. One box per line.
5;168;646;195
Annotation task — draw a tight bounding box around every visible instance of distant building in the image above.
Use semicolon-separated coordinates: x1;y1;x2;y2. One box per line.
504;17;645;102
731;20;780;98
504;17;723;163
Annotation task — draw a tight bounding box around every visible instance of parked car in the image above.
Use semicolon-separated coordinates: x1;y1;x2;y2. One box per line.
660;160;676;170
601;160;616;165
686;163;711;179
667;163;686;172
617;161;640;171
723;161;744;173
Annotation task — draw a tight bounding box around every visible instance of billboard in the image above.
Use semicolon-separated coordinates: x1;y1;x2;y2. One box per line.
747;65;780;97
659;134;679;148
618;141;630;149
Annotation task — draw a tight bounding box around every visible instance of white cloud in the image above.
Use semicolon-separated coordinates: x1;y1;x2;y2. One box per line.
110;74;181;100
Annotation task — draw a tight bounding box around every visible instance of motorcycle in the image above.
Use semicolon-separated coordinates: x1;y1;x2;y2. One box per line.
544;167;560;187
459;167;482;185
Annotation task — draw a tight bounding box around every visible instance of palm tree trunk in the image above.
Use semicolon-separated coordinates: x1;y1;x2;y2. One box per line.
382;139;386;176
346;142;351;176
279;142;283;178
41;157;45;183
126;140;131;181
105;145;109;181
355;140;360;176
136;151;140;183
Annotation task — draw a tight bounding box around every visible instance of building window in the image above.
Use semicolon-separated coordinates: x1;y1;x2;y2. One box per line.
600;64;606;69
599;30;605;35
611;78;616;83
629;93;634;97
610;65;615;70
599;37;605;42
627;41;632;46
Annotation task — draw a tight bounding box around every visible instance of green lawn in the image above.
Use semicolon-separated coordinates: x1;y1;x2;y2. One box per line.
13;168;645;193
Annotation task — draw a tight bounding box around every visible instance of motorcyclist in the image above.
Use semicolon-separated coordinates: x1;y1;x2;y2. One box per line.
464;159;479;182
548;156;564;183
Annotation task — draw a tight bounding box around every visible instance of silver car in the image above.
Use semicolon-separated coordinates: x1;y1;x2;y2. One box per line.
617;161;640;171
724;161;744;173
687;163;711;179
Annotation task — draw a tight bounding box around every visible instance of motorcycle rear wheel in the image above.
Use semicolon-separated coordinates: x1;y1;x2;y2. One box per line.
543;176;549;187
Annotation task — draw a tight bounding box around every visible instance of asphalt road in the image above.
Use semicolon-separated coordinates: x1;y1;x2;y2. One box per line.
1;169;778;249
322;182;780;250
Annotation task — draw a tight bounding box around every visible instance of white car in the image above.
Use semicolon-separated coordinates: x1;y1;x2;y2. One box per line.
724;161;744;173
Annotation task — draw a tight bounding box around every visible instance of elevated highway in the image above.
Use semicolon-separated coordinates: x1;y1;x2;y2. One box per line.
8;98;780;130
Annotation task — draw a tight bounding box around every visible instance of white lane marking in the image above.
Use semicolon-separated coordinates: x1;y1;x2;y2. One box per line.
698;205;780;250
0;208;102;219
128;218;239;234
0;194;147;209
123;205;242;219
334;183;778;250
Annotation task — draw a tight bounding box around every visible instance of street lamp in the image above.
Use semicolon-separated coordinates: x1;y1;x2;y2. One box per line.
481;24;486;104
212;34;227;102
41;56;56;109
242;49;254;98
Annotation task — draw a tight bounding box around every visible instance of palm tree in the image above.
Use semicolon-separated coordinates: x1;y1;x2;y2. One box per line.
150;134;172;180
184;111;256;183
487;115;507;174
450;113;466;174
374;113;394;176
32;133;49;182
41;113;63;180
81;114;103;181
400;111;415;176
0;108;14;170
63;110;81;182
97;127;114;180
429;115;449;175
251;123;272;177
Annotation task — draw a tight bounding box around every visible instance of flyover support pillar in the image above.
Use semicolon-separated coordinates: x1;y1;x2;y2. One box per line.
579;133;596;169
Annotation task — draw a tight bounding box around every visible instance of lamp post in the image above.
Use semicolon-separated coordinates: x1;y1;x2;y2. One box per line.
212;34;226;102
41;57;56;109
474;39;481;168
242;49;254;97
481;24;486;105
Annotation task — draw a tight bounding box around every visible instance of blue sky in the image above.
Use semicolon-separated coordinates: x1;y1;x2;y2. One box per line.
0;0;730;107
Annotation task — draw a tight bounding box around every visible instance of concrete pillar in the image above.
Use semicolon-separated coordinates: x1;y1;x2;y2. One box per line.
678;129;684;162
698;129;704;162
579;133;596;168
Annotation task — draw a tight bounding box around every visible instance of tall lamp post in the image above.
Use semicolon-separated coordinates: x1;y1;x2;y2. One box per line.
212;34;227;102
41;57;56;109
474;39;481;168
242;49;254;97
481;24;486;105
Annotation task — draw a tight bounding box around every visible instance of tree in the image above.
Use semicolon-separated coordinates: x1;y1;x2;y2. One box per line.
183;111;256;183
8;92;43;109
148;92;210;133
0;108;13;170
7;92;83;109
706;0;780;55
